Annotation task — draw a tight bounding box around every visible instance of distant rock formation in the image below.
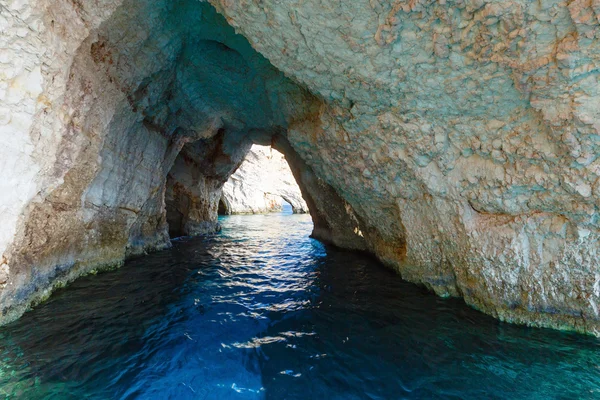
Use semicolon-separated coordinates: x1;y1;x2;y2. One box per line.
220;145;309;215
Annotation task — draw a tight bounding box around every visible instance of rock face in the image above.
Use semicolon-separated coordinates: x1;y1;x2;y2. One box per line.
0;0;355;325
209;0;600;335
165;130;251;237
2;0;600;335
220;145;309;215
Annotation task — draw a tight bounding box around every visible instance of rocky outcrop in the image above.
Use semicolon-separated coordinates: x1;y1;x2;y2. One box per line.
3;0;600;335
220;144;309;215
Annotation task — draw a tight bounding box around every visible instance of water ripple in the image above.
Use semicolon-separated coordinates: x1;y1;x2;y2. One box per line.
0;212;599;399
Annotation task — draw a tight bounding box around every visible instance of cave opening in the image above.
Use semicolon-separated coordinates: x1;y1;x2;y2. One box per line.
0;0;370;329
218;144;310;217
218;198;230;216
165;140;311;236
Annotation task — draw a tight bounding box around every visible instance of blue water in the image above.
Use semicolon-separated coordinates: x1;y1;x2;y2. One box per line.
1;211;600;399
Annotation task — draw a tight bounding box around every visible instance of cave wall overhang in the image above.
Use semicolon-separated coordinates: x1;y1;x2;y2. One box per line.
207;0;600;335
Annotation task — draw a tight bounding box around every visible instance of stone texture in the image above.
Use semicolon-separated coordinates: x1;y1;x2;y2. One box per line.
220;144;309;215
209;0;600;335
0;0;327;323
166;129;251;237
2;0;600;335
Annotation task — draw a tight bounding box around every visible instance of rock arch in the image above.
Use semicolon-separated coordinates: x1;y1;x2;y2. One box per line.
3;0;600;335
0;0;366;324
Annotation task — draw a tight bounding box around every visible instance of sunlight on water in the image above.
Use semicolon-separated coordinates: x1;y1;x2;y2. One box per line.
0;212;599;399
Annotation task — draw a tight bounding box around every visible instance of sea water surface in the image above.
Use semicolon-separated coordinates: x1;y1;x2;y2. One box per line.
0;208;599;399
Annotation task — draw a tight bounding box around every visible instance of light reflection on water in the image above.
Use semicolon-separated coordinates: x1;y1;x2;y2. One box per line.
0;212;599;399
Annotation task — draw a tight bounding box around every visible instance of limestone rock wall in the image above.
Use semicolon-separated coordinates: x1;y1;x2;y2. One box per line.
3;0;600;335
220;144;309;215
166;130;252;237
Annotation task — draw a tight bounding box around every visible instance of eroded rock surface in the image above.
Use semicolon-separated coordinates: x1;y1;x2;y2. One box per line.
2;0;600;335
0;0;346;323
220;144;309;215
207;0;600;335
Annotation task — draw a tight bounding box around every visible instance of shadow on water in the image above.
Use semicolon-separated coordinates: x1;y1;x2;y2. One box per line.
0;212;599;399
257;246;600;399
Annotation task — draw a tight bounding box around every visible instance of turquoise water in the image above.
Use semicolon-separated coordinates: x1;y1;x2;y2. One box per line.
0;211;599;399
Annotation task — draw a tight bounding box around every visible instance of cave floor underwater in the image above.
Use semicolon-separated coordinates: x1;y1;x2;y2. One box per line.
0;211;598;399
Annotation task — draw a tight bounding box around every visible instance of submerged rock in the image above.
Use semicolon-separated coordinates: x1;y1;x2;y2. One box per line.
2;0;600;335
220;145;309;215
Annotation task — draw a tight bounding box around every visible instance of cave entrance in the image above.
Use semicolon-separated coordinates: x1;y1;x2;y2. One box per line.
218;198;231;216
160;133;367;251
219;144;309;216
164;141;311;239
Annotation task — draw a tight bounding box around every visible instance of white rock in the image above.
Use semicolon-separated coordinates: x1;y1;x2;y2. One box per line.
221;145;308;214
